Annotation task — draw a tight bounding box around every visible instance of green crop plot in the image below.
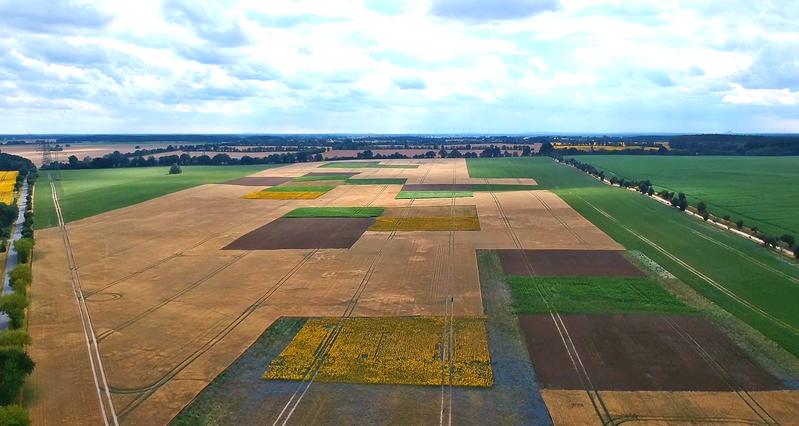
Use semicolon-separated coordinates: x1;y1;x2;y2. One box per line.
283;207;385;218
36;165;284;229
470;184;538;192
568;155;799;237
345;178;408;185
508;276;693;314
395;191;473;199
322;161;418;169
467;157;799;357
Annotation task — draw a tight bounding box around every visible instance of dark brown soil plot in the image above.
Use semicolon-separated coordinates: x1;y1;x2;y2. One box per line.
223;177;292;186
519;314;785;391
498;249;645;277
223;217;375;250
402;183;475;191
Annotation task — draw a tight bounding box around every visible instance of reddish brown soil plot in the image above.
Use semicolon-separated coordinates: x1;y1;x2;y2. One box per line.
498;249;645;277
223;177;293;186
222;217;375;250
519;314;785;391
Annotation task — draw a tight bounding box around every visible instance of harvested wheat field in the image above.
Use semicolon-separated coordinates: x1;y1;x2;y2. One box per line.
26;158;798;426
542;389;799;425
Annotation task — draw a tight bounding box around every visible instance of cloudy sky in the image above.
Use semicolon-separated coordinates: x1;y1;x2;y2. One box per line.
0;0;797;134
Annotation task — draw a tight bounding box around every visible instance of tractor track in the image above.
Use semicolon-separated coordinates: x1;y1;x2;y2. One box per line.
486;187;613;425
272;161;434;425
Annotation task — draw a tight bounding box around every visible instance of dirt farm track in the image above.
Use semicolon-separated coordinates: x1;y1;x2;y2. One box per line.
25;159;799;425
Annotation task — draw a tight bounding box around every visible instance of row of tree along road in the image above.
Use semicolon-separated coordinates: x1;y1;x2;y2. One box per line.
0;153;37;425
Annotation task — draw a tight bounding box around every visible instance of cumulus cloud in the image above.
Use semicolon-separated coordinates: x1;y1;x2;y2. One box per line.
162;0;249;47
0;0;797;133
393;76;427;90
430;0;559;21
0;0;112;33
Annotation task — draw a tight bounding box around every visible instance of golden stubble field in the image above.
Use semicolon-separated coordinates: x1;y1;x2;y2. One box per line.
28;159;623;424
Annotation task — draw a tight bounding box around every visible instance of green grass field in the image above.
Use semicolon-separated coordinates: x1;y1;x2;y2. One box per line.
395;191;474;199
283;207;385;218
468;157;799;357
470;184;538;192
567;156;799;237
322;161;418;169
344;178;408;185
35;165;284;229
508;276;692;314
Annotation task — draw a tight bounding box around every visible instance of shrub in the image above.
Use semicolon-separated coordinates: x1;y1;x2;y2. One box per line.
736;220;744;229
701;211;710;221
0;405;29;426
722;215;730;221
677;199;688;212
12;239;33;264
0;346;35;405
697;201;707;213
0;330;31;347
763;235;778;248
780;234;796;247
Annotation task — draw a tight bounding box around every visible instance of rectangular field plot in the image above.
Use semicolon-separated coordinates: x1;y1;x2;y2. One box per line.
395;191;473;199
292;172;359;182
520;314;785;391
370;205;481;231
284;207;385;218
222;217;374;249
498;249;645;277
322;161;419;169
264;317;493;387
508;276;692;314
345;178;408;185
223;176;292;186
242;184;336;200
401;184;537;192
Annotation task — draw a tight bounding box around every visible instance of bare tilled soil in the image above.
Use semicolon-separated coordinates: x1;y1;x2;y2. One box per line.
223;176;292;186
519;314;785;391
498;249;645;277
222;217;375;249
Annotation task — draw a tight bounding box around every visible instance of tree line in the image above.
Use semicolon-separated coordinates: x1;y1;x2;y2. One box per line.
0;166;35;425
42;149;327;170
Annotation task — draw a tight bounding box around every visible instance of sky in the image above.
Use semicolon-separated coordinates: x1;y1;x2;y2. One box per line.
0;0;798;134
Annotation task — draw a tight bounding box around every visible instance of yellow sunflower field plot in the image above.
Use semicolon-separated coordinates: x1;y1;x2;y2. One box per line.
0;171;19;204
264;317;493;387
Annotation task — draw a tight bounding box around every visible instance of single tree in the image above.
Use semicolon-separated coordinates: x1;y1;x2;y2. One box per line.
647;187;655;196
794;245;799;259
168;163;182;175
701;211;710;221
0;293;28;329
0;405;29;426
697;201;707;213
763;235;778;248
736;220;744;229
723;215;730;221
780;234;796;247
678;199;688;211
0;346;35;404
